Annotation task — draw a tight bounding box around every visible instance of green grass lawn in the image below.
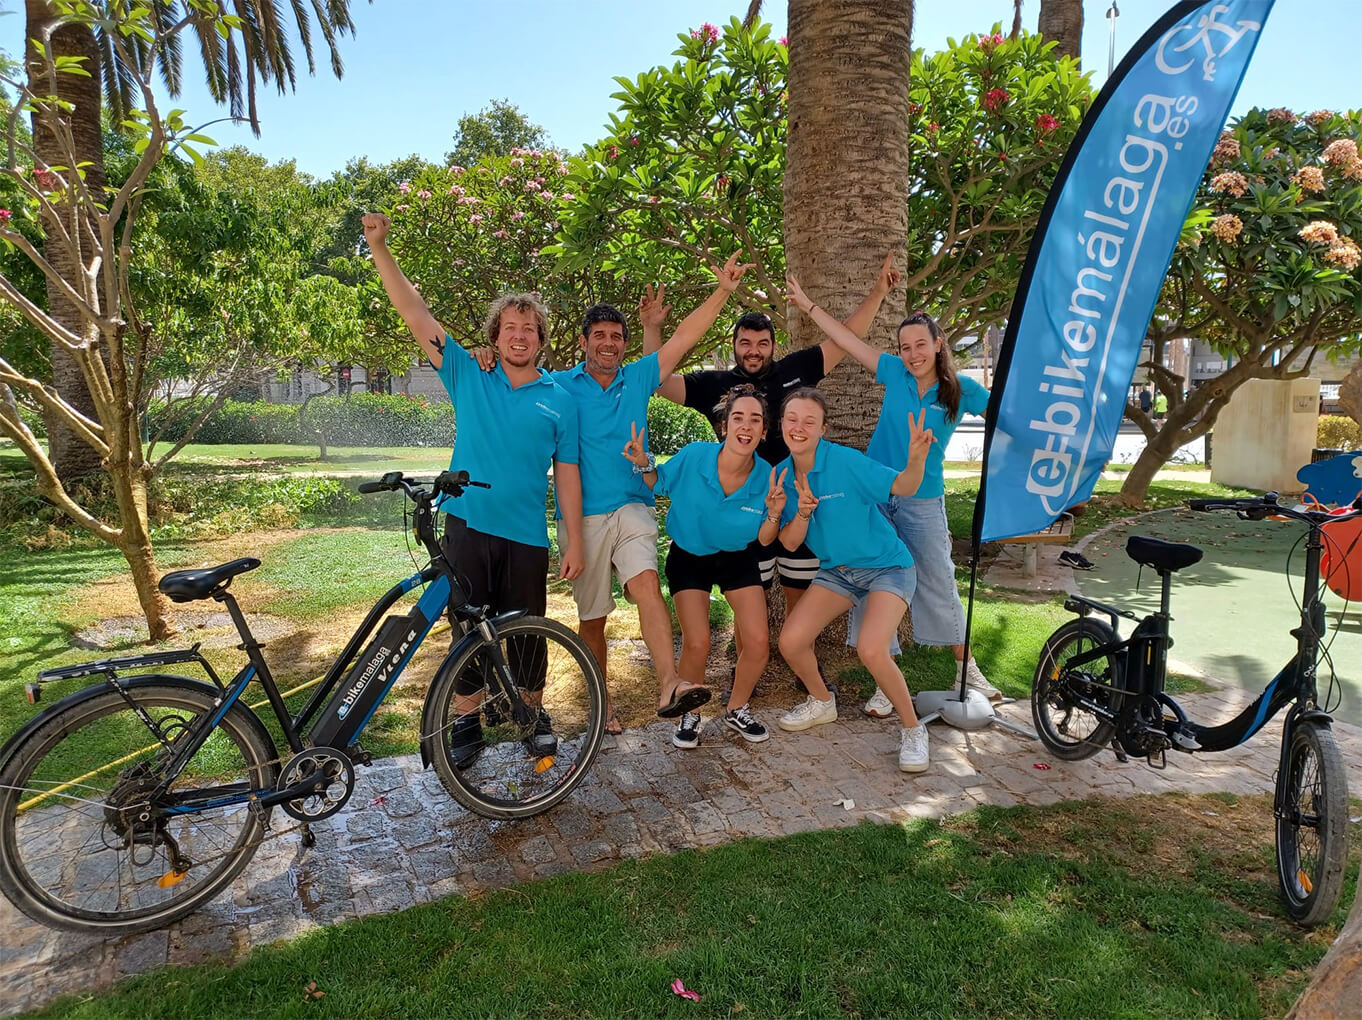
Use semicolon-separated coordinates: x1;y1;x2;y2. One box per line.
23;793;1353;1019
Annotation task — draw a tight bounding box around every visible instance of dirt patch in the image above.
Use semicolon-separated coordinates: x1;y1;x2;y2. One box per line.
73;609;297;650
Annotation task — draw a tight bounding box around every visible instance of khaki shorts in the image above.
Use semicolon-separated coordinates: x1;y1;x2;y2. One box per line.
562;502;659;621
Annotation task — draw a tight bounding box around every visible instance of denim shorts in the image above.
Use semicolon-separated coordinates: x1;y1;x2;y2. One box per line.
847;494;964;650
812;563;916;605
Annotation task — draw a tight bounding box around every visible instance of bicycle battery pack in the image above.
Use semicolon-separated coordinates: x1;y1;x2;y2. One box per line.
310;609;430;749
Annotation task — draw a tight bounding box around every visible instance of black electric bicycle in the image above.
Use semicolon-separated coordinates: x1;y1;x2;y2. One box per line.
0;471;606;935
1031;492;1358;927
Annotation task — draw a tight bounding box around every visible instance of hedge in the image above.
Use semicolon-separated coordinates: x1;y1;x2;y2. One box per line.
1317;414;1362;451
144;394;714;455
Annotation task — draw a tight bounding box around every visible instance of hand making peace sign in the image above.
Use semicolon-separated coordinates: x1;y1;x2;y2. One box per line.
765;467;788;519
793;471;819;521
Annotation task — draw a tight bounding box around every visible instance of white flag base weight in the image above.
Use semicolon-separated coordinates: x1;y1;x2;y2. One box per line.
913;688;1038;740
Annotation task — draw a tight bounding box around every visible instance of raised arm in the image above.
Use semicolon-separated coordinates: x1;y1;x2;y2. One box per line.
786;273;881;375
363;213;446;368
654;252;756;380
822;252;901;372
640;284;688;401
889;410;935;497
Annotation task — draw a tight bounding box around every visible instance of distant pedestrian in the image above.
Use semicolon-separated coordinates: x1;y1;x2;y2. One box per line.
1139;387;1152;413
1153;392;1168;421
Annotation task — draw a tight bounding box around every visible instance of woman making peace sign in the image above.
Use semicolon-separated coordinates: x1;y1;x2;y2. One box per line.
772;386;937;773
623;386;784;748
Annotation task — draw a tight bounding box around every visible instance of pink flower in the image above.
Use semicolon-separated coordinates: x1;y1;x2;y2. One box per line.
629;136;640;146
499;176;512;186
448;183;465;196
469;213;484;224
415;189;431;200
512;210;526;220
1305;110;1334;127
394;204;408;212
979;32;1004;48
1210;171;1249;197
1324;238;1361;271
561;192;576;201
982;88;1010;114
458;195;479;205
0;209;11;223
558;164;570;176
33;168;58;190
1293;166;1326;193
540;191;555;201
1265;107;1296;124
492;229;509;239
1210;213;1243;243
1211;134;1240;165
398;181;411;195
1323;139;1359;167
607;145;619;160
510;157;524;167
524;180;541;192
450;165;466;175
690;22;719;43
648;195;661;204
779;36;788;46
1299;220;1339;245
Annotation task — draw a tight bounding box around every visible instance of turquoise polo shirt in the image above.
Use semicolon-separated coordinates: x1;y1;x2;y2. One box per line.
866;353;990;499
436;339;578;548
654;443;773;555
551;353;660;518
778;440;911;569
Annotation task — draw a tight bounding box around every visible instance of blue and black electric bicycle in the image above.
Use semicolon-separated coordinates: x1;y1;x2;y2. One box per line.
1031;492;1359;927
0;471;606;935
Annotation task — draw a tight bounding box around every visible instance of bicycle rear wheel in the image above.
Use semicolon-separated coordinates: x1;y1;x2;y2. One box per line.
1031;618;1122;760
0;679;276;935
424;616;606;820
1275;718;1349;926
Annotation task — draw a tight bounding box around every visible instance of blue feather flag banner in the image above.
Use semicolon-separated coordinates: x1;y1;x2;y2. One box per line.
975;1;1275;543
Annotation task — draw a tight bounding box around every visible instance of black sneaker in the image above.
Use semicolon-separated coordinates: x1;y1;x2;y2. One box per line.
672;712;702;749
449;713;484;770
1058;550;1095;570
525;707;557;757
723;704;770;744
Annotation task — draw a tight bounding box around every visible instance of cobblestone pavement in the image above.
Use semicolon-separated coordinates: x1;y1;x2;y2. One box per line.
3;688;1359;1016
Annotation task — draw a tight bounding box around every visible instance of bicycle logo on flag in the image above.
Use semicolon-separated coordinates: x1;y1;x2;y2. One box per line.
1155;3;1263;81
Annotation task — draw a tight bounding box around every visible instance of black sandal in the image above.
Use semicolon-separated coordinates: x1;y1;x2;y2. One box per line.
657;684;712;719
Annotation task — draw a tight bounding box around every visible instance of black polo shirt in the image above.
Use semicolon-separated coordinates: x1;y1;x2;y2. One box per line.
682;345;826;466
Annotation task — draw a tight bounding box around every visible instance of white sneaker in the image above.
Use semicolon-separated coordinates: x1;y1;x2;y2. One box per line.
862;688;894;718
899;724;930;773
961;659;1001;702
777;695;838;732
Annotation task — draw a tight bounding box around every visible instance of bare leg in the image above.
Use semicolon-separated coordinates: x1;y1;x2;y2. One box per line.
724;585;769;709
578;615;619;731
624;570;691;709
856;591;919;728
671;589;712;691
777;585;854;702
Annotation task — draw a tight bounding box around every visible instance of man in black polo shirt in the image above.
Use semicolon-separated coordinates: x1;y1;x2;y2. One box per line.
642;255;898;617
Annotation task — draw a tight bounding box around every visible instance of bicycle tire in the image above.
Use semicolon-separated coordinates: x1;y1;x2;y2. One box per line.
1031;618;1122;761
1275;718;1349;927
424;615;606;820
0;678;277;935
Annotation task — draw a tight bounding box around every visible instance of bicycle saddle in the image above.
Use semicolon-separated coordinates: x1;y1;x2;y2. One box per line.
1125;536;1203;573
158;558;261;602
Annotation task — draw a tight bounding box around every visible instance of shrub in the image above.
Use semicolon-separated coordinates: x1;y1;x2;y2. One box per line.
145;395;458;448
1317;415;1362;451
646;397;713;455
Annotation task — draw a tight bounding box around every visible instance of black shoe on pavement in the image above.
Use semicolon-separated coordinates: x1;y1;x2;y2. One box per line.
525;707;558;757
723;704;770;743
1058;550;1095;570
672;712;702;749
449;713;484;770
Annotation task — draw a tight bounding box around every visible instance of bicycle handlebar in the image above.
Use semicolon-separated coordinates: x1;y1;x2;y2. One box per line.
356;471;491;499
1190;491;1362;525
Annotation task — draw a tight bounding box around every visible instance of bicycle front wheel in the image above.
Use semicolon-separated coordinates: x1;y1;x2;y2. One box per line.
424;616;606;820
1275;718;1349;927
0;679;277;935
1031;618;1122;760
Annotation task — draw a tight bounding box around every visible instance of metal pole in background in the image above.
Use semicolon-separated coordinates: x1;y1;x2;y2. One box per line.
1106;2;1121;76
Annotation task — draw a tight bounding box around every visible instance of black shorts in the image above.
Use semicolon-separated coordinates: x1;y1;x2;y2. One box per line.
442;515;548;616
752;539;819;591
664;541;763;595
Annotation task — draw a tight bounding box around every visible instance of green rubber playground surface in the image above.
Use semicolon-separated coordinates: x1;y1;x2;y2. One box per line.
1077;508;1362;728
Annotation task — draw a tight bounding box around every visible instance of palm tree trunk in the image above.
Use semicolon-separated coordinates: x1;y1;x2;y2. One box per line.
26;0;107;482
784;0;913;449
1038;0;1084;64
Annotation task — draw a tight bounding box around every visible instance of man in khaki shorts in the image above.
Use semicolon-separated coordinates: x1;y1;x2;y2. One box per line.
551;253;754;731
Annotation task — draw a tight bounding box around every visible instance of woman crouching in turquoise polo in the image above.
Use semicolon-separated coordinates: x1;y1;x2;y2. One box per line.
622;385;783;749
773;386;937;773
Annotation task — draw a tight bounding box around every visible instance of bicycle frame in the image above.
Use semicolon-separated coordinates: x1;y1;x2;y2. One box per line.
1058;512;1335;762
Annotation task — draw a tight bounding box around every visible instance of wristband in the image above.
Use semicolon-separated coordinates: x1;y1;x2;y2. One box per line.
631;452;657;475
764;514;780;524
797;510;812;521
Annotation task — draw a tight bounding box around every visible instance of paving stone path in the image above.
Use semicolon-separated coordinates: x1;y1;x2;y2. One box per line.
3;688;1359;1016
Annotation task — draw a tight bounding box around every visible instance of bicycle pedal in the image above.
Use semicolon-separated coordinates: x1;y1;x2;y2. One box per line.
346;744;374;767
1170;729;1201;751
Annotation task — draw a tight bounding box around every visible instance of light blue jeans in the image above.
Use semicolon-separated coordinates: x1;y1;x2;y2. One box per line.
847;494;965;652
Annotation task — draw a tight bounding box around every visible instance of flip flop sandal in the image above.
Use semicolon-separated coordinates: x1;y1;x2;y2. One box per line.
657;684;713;719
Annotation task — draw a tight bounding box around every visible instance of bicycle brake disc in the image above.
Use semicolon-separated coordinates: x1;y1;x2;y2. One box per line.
279;747;355;822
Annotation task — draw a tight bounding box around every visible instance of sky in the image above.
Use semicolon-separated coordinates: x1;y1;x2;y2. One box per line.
2;1;1357;179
